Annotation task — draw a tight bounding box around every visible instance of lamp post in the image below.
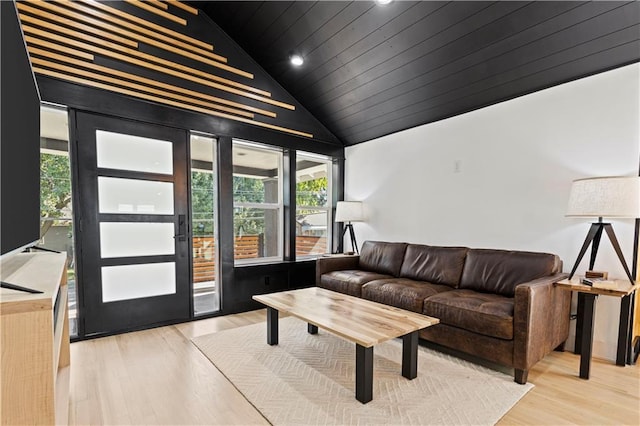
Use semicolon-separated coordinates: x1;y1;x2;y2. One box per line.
335;201;364;254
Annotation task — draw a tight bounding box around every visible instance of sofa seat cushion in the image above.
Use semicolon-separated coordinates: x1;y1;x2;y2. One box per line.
362;278;453;313
320;270;392;297
423;290;514;340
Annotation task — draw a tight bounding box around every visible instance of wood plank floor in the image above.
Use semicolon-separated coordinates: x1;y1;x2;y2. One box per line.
68;310;640;425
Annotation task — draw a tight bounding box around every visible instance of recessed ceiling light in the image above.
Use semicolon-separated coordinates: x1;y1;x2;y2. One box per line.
375;0;393;5
290;54;304;67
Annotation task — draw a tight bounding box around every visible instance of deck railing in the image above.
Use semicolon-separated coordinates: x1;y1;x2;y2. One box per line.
192;235;327;283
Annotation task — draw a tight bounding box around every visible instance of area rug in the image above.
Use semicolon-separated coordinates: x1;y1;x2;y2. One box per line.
192;317;533;425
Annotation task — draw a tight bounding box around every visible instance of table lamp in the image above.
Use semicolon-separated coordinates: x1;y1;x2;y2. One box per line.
335;201;364;254
566;176;640;284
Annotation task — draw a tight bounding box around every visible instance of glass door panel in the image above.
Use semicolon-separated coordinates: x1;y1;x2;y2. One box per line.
99;222;175;258
96;130;173;174
97;177;174;214
101;262;176;302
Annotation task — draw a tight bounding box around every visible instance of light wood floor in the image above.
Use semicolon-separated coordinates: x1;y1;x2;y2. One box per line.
67;310;640;425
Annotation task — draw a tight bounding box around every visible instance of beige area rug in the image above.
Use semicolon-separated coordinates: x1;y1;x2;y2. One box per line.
192;317;533;425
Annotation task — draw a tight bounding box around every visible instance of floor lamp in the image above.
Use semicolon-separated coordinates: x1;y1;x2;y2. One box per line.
566;176;640;283
335;201;364;254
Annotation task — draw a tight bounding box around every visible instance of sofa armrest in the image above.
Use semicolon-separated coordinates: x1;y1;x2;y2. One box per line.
513;272;571;372
316;255;360;285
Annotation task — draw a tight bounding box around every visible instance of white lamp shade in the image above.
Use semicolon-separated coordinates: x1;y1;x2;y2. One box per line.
566;176;640;218
335;201;364;222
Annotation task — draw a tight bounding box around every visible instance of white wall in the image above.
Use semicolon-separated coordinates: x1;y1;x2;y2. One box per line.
345;63;640;361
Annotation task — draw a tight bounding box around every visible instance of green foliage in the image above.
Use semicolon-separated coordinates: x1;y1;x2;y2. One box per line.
296;177;327;212
191;171;215;236
40;152;72;221
233;176;266;235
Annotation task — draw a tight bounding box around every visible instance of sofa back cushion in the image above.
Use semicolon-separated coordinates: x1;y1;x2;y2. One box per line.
359;241;408;277
399;244;468;287
459;249;561;297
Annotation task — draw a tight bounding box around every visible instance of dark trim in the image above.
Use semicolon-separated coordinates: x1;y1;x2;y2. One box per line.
40;137;68;152
233;165;278;178
95;169;175;183
217;136;235;313
68;108;85;339
332;157;345;253
283;149;296;261
36;76;345;156
100;255;176;267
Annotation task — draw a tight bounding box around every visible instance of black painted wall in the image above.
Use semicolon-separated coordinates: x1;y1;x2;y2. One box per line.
26;1;345;334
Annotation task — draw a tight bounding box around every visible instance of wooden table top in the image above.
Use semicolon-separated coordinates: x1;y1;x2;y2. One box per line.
253;287;439;348
555;277;638;297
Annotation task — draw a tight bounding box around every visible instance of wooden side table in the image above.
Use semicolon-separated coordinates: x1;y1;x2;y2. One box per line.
556;277;638;379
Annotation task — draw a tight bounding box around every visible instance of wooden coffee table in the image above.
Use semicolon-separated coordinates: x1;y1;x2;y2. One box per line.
252;287;439;403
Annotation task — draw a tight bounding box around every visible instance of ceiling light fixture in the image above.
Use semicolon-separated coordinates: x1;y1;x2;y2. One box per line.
290;54;304;67
375;0;393;5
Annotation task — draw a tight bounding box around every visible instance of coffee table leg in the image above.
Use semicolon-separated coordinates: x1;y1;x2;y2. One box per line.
307;323;318;334
402;331;418;379
267;307;278;346
355;344;373;404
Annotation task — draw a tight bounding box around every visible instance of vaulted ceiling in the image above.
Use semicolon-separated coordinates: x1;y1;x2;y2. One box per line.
195;1;640;146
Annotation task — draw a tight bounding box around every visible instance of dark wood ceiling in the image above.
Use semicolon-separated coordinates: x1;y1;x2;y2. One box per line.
195;1;640;146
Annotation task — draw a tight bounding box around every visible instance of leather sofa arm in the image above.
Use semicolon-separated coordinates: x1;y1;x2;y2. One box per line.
513;272;571;373
316;255;360;285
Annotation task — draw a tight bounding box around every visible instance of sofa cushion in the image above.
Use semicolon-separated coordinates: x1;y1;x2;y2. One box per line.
359;241;408;277
399;244;468;288
320;270;392;297
362;278;452;313
423;289;515;340
459;249;560;297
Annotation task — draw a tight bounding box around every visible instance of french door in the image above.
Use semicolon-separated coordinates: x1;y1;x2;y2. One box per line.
75;112;190;335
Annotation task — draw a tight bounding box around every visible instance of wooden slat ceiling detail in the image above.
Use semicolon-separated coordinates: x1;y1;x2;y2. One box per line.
198;1;640;146
18;0;314;139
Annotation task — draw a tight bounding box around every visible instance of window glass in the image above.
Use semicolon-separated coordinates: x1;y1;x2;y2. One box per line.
39;105;78;336
296;153;332;256
190;134;220;314
233;140;283;262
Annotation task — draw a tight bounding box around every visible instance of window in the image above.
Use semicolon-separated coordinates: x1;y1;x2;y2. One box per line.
233;140;283;263
190;133;220;314
296;152;332;256
39;105;78;336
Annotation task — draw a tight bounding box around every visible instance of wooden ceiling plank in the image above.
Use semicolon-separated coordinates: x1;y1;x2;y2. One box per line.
146;0;169;11
329;3;638;131
32;65;313;138
298;1;496;107
45;0;226;64
314;1;591;121
346;39;640;145
30;56;255;118
123;0;186;25
24;35;95;60
165;0;198;16
80;0;208;50
340;27;640;140
20;17;264;96
27;45;277;118
23;30;295;111
17;5;139;49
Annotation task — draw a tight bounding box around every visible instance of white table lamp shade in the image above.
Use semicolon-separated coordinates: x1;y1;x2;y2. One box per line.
335;201;364;222
566;176;640;218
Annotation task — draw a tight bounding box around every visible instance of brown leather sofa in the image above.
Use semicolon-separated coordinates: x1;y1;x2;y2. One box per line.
316;241;570;384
